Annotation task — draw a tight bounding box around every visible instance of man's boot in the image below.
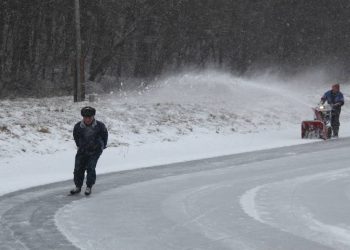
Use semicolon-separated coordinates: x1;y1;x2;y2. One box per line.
85;186;92;196
70;186;81;195
333;127;339;138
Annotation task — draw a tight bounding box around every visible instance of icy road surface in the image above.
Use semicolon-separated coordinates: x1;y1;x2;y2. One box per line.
0;139;349;250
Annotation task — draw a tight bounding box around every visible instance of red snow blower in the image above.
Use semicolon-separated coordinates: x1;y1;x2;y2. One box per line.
301;103;333;140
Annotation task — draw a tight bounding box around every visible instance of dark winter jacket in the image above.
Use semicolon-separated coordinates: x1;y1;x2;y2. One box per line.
321;90;344;111
73;119;108;154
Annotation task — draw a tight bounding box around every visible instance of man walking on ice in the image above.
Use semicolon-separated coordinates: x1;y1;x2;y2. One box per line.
70;106;108;195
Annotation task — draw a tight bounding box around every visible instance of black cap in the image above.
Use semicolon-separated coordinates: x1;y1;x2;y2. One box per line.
81;106;96;117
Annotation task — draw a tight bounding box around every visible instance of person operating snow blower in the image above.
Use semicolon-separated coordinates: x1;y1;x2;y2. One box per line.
70;106;108;195
320;83;344;137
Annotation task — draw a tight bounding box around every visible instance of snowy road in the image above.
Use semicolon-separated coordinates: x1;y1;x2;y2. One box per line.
1;138;350;250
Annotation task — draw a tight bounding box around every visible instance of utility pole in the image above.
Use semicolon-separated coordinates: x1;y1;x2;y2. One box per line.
74;0;84;102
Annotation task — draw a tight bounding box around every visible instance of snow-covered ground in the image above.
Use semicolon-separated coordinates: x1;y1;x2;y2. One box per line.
0;70;349;196
55;145;350;250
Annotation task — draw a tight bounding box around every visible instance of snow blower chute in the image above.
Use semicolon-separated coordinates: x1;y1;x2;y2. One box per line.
301;103;332;140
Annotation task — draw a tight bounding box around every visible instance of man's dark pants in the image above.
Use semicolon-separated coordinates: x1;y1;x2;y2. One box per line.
331;109;341;136
74;151;101;188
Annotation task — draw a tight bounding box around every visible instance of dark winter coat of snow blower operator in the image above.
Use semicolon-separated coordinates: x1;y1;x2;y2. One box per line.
320;83;344;137
70;106;108;195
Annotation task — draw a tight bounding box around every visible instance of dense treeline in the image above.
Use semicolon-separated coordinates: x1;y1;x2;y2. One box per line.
1;0;350;98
